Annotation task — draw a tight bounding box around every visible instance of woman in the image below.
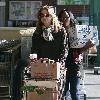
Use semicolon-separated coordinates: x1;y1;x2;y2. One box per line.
31;5;67;62
58;9;94;100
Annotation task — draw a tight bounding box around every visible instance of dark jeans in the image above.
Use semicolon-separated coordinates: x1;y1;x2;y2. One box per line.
64;71;80;100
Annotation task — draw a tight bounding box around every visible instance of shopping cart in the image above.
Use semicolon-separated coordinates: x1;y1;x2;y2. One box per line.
22;58;67;100
0;42;21;100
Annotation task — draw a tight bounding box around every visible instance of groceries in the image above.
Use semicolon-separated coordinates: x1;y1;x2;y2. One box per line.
23;56;66;100
23;80;59;100
30;58;60;80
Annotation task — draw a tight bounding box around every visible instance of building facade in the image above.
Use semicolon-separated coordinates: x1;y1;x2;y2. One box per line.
0;0;89;27
0;0;6;27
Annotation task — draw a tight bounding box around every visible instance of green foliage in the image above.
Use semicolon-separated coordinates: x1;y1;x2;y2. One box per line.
35;88;44;95
21;85;37;92
21;85;49;95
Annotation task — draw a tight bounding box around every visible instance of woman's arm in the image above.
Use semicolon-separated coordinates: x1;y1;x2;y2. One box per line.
80;39;95;53
31;33;40;54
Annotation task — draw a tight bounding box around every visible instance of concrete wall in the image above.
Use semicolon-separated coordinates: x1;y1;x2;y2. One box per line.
0;27;22;40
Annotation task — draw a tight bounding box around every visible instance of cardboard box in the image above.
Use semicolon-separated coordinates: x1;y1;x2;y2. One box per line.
89;26;99;46
25;88;58;100
27;91;53;100
23;80;59;100
30;59;60;80
68;25;92;48
68;25;99;48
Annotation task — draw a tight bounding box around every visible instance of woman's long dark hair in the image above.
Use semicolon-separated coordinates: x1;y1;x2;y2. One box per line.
58;9;77;27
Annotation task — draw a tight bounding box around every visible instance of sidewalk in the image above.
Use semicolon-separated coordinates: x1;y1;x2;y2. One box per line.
84;68;100;100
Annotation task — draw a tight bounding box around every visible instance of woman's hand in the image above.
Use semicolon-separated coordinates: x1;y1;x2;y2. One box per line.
81;39;95;53
85;39;94;48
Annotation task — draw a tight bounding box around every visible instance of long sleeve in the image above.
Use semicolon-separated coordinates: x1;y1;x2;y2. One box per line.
59;30;68;61
31;33;40;54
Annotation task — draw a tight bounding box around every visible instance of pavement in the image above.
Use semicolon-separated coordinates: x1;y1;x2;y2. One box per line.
83;68;100;100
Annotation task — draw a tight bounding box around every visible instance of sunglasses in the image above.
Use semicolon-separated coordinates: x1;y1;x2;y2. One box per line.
61;16;70;21
39;13;50;18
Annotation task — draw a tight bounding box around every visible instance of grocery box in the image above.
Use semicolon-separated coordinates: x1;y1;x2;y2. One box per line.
24;88;58;100
68;25;93;48
27;91;53;100
89;26;99;46
30;58;60;80
23;80;59;100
